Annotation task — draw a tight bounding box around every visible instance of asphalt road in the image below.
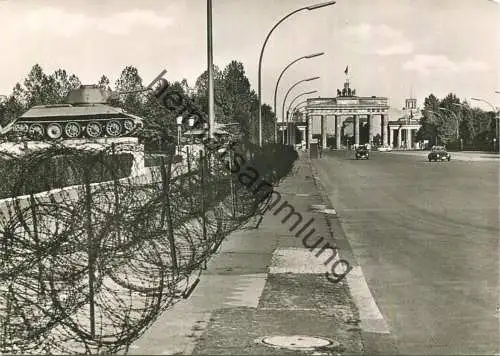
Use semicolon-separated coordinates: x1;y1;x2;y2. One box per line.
313;150;499;355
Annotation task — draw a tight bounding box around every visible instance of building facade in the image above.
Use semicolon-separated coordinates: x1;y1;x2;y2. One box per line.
387;98;422;149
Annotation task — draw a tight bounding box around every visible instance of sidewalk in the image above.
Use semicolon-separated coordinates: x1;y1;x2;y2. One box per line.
125;151;363;355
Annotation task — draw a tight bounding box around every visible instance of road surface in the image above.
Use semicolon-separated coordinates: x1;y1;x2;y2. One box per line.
313;150;499;355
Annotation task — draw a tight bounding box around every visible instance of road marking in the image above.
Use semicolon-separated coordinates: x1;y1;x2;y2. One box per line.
346;266;390;334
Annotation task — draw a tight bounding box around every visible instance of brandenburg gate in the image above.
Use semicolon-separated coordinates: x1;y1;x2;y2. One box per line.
305;80;389;149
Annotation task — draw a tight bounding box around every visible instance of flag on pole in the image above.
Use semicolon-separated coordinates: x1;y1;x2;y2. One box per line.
344;66;349;75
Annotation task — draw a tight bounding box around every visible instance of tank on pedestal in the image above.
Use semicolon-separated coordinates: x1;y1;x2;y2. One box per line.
6;85;144;140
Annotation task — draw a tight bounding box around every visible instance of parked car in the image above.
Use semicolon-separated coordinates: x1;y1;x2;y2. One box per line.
377;145;392;152
428;146;451;162
355;146;369;160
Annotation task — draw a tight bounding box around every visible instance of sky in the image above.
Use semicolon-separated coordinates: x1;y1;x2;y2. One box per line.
0;0;498;117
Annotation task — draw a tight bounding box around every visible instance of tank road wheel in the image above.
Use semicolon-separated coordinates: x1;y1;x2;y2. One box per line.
86;121;102;138
123;119;134;132
28;124;44;139
15;124;29;132
46;123;63;140
105;120;122;137
14;123;29;133
64;122;81;138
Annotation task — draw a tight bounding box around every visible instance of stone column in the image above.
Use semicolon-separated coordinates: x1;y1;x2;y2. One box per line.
397;127;402;148
321;115;327;149
407;128;412;149
381;115;387;146
389;127;394;147
368;114;373;145
354;115;359;145
307;115;313;149
335;115;341;149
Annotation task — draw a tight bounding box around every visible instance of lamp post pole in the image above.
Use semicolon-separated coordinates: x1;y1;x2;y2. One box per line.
286;90;317;145
273;52;324;143
176;116;183;155
258;1;336;147
207;0;215;141
281;76;320;145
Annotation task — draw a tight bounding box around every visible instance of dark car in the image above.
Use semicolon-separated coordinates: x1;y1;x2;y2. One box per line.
428;146;451;162
355;145;369;160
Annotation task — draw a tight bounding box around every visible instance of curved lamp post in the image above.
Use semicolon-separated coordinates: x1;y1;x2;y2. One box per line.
281;76;320;144
287;90;317;120
291;99;309;116
286;101;309;134
258;1;336;146
273;52;324;143
286;90;317;145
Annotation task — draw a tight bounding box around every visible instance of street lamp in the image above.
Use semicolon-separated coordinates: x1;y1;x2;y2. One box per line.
286;90;317;145
188;116;195;145
287;90;317;120
258;1;336;146
273;52;324;143
281;76;320;144
291;100;309;118
176;116;183;155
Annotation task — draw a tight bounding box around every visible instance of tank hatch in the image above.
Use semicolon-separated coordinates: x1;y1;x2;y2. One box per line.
65;85;113;104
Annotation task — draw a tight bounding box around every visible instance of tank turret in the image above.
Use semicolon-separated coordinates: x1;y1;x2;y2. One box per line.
65;85;114;104
7;85;143;140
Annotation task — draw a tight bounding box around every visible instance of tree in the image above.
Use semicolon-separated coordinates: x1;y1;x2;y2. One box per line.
23;64;55;106
97;75;111;90
0;91;26;126
194;65;227;124
46;69;81;103
417;94;440;144
115;66;145;116
261;103;276;143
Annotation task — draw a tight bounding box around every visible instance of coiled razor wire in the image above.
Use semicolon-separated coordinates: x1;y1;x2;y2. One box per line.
0;139;296;354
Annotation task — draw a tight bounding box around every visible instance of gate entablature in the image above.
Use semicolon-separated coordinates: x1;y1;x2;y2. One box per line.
305;97;389;116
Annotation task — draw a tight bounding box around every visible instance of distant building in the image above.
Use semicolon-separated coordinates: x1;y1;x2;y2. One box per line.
387;97;422;149
303;79;389;149
284;76;422;150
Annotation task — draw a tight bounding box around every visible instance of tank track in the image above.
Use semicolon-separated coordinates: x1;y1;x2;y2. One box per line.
12;118;142;140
